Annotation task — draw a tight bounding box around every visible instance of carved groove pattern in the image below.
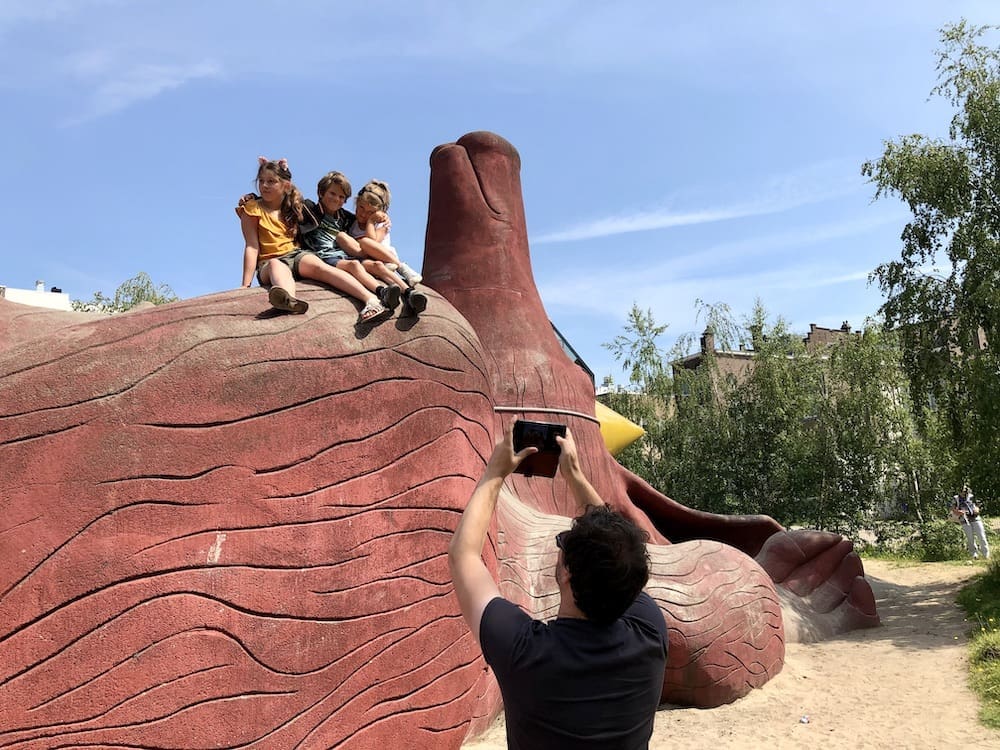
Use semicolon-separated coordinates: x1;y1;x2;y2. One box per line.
1;130;879;748
1;293;495;749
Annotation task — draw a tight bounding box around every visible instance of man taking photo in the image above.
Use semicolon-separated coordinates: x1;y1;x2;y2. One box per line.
449;423;667;749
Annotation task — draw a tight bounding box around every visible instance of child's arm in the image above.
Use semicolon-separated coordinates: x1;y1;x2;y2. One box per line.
363;211;391;243
239;210;261;287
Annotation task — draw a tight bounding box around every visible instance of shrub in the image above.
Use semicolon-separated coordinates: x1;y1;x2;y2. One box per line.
863;520;918;556
905;519;969;561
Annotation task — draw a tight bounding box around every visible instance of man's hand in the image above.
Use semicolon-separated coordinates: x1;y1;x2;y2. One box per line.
556;429;582;479
556;428;605;510
484;422;538;479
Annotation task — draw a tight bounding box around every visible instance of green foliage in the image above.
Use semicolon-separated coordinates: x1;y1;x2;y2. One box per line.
603;299;962;533
957;561;1000;726
603;305;669;390
601;304;676;492
72;272;178;313
863;19;1000;502
862;520;918;557
903;519;969;561
604;24;999;530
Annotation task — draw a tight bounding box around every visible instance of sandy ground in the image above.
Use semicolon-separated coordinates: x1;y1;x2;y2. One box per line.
463;559;999;750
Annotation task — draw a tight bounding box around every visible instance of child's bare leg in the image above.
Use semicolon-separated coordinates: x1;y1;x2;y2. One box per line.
260;260;308;314
336;231;398;264
260;259;296;296
362;259;407;289
357;237;399;264
334;259;381;294
297;254;379;305
335;258;400;309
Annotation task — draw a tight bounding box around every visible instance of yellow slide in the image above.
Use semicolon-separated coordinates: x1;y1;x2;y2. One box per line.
595;401;645;456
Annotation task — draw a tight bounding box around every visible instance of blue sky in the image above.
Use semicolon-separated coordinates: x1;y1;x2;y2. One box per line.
3;1;997;386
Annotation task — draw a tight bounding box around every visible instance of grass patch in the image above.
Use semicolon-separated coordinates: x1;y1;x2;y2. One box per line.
956;559;1000;728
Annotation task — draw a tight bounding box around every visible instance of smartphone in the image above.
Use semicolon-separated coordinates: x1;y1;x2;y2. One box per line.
512;420;567;477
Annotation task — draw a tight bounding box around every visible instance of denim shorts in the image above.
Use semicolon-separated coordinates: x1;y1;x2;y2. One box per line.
316;248;351;266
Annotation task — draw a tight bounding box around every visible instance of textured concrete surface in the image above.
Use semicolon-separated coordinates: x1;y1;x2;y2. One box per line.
0;131;878;748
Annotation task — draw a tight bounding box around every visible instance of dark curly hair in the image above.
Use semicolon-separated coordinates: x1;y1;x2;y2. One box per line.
561;506;651;625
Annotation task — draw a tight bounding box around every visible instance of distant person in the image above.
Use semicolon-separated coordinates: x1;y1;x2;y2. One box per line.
449;425;667;749
951;485;990;560
334;179;427;314
297;171;405;313
236;158;390;322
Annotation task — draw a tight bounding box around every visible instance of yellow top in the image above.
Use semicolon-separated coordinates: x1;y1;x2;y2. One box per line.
237;199;297;264
595;401;645;456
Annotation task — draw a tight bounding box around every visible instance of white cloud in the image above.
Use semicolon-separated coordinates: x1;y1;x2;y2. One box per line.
532;160;865;244
672;211;907;276
64;60;221;124
535;207;901;325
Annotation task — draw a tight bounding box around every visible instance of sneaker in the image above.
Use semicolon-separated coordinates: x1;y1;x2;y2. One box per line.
377;284;401;310
397;262;423;286
403;288;427;314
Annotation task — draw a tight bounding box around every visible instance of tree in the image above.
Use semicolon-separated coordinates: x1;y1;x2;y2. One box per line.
603;305;670;392
862;20;1000;504
601;304;675;489
603;301;954;532
72;272;178;313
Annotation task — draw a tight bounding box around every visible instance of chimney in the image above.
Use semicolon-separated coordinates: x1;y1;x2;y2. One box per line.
700;326;715;354
35;279;45;292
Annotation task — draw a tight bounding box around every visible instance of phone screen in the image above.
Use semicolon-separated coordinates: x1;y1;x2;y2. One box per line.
512;420;566;477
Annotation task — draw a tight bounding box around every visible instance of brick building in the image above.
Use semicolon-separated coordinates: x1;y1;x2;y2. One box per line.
671;321;860;392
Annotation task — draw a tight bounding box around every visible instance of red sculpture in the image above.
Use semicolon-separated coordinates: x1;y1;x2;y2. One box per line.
0;131;877;749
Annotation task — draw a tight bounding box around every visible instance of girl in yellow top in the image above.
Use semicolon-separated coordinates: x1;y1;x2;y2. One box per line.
237;158;390;322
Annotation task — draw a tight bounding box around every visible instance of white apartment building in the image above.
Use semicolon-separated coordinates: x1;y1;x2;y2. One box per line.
0;280;72;311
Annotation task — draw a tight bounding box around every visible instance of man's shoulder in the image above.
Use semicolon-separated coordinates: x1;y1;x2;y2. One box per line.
479;597;536;665
625;591;663;621
621;592;668;646
481;596;532;632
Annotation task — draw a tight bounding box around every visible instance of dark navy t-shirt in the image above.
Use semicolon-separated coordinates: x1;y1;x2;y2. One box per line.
479;592;667;750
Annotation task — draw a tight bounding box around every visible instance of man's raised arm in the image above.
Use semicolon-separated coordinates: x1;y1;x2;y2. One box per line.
448;424;537;643
556;428;606;511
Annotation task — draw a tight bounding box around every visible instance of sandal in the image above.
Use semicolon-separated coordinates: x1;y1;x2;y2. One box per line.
268;286;309;314
358;298;390;324
377;284;401;310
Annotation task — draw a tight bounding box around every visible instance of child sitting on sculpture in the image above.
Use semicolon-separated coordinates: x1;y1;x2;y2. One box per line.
237;158;391;322
298;171;405;313
334;179;428;314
